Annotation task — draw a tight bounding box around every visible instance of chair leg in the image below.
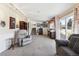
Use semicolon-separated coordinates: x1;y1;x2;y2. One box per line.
21;40;23;47
10;38;15;50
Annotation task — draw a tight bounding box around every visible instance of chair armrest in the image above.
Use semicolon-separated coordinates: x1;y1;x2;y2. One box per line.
55;39;69;47
57;47;78;56
25;35;30;38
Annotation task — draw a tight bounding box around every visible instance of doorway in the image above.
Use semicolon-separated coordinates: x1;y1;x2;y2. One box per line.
31;28;37;35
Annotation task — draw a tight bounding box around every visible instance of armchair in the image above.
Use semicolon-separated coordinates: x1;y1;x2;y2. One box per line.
17;30;32;47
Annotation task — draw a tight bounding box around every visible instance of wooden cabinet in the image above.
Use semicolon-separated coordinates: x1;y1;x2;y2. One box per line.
38;28;43;35
19;21;27;30
48;31;56;39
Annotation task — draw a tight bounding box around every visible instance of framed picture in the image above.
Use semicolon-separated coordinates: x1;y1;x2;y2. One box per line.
0;21;6;27
9;17;16;29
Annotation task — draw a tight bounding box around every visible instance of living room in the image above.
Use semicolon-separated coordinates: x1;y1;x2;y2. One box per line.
0;2;79;56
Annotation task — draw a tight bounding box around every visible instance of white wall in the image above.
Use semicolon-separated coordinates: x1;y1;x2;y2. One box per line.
0;4;27;30
0;4;27;53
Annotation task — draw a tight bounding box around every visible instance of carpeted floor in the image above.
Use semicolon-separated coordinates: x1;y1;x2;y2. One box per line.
0;35;56;56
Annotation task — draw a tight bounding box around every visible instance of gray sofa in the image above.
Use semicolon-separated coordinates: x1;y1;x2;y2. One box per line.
55;34;79;56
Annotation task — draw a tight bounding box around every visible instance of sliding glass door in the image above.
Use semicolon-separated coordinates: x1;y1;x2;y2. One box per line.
60;18;66;40
60;15;74;40
66;16;74;39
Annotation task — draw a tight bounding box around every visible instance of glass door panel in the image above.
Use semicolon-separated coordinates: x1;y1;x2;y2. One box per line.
66;16;74;39
60;16;74;40
60;18;66;40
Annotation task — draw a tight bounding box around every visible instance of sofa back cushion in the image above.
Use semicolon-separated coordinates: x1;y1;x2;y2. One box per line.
68;34;79;48
68;37;77;48
17;30;28;38
68;34;79;40
73;38;79;54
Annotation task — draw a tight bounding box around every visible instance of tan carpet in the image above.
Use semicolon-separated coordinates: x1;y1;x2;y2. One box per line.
0;35;56;56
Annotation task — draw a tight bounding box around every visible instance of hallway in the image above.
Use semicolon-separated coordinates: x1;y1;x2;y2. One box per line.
0;35;56;56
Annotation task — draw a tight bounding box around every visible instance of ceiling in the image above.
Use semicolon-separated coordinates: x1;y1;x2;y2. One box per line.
13;3;77;22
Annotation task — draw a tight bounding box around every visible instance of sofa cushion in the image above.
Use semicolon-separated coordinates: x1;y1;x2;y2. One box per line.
73;38;79;54
68;34;79;48
68;37;77;48
57;47;78;56
55;39;69;47
68;34;79;40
